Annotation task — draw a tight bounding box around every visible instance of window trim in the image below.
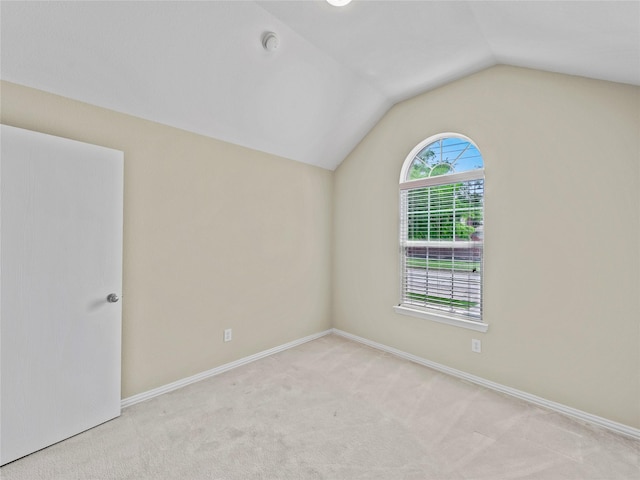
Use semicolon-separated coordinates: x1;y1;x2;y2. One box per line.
396;132;488;333
399;132;481;183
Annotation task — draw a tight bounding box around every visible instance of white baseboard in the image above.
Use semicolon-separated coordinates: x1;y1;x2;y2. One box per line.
332;328;640;440
121;329;333;409
121;326;638;440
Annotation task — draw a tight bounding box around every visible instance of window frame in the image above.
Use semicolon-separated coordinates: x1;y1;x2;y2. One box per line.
395;133;488;333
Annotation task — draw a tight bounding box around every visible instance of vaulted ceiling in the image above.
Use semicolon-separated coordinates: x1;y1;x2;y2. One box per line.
2;1;639;170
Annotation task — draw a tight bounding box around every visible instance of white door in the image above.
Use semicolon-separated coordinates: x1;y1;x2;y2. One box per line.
0;125;123;465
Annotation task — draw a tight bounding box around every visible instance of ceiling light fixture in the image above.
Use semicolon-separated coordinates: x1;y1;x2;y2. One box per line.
262;32;279;52
327;0;352;6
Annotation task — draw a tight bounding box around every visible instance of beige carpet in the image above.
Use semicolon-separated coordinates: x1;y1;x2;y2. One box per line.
1;334;638;479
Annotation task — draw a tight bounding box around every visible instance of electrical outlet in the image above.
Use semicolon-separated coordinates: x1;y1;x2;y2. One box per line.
224;328;232;342
471;339;481;353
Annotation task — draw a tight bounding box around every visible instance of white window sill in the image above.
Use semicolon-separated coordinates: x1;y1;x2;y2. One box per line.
393;305;489;333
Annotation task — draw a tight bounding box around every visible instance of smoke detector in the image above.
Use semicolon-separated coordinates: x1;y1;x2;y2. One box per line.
262;32;279;52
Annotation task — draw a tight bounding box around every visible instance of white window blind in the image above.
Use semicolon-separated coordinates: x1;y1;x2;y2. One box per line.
399;135;485;324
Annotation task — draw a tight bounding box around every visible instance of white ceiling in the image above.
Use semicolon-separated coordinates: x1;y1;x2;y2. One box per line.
1;1;639;170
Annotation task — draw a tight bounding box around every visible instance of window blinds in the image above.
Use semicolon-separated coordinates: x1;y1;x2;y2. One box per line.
400;174;484;320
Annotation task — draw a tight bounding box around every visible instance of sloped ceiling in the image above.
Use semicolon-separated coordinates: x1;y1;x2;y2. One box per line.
1;1;639;170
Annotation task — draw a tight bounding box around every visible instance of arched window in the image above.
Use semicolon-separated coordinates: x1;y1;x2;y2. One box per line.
395;133;486;331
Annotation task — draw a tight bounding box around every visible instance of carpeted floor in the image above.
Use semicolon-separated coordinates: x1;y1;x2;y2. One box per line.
1;334;638;479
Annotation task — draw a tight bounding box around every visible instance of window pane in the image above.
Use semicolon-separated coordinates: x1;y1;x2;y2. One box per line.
406;181;484;242
402;244;482;318
406;138;483;181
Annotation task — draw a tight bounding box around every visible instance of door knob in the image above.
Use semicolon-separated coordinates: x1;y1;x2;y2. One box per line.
106;293;119;303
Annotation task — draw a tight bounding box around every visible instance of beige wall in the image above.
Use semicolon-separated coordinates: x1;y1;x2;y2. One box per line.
333;66;640;428
3;65;639;430
1;80;333;398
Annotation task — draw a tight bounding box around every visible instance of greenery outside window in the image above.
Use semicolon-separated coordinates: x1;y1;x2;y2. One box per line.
396;133;486;331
